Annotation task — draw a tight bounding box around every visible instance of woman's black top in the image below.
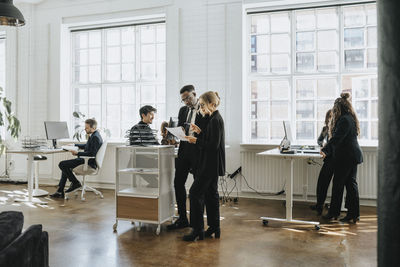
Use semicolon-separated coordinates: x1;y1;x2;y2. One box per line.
322;113;363;165
317;126;329;147
195;110;226;178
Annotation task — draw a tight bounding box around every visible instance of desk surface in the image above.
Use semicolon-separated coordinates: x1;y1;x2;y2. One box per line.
7;148;67;154
257;148;322;159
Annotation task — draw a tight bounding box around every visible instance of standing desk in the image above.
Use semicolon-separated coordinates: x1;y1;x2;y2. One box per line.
257;148;322;230
6;148;69;204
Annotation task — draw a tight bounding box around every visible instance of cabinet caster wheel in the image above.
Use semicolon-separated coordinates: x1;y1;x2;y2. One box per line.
315;225;320;230
113;223;118;232
156;225;161;235
263;220;268;226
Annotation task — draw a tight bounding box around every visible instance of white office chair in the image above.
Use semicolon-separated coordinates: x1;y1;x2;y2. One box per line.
66;141;107;201
32;155;49;197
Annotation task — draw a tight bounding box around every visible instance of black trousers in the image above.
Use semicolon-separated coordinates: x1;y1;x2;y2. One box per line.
174;144;197;220
329;163;360;217
57;158;84;191
189;175;219;231
316;160;334;208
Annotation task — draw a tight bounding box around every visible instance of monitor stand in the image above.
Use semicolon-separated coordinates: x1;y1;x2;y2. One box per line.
52;139;57;149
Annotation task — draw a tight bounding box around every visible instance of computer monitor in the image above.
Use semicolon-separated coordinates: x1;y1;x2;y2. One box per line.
283;121;293;143
44;121;70;148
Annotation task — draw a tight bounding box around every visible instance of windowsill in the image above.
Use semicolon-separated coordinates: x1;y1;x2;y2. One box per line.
241;140;379;150
58;139;128;145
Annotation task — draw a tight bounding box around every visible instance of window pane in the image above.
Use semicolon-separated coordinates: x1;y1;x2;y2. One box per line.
367;48;377;68
355;101;368;119
75;88;88;104
75;105;88;117
252;35;269;54
366;4;377;25
271;34;290;53
106;86;121;104
296;32;314;51
317;101;333;120
141;63;155;80
157;43;166;61
371;100;378;119
318;51;337;71
122;86;135;104
106;64;120;81
296;121;314;139
359;121;368;139
75;67;88;83
156;25;166;42
317;30;337;50
88;66;101;83
344;6;365;27
251;15;269;34
121;27;134;45
271;101;288;120
251;81;268;99
107;47;121;64
141;44;155;61
88;31;101;48
270;13;290;33
141;26;155;43
122;105;136;122
296;53;314;71
76;50;88;65
271;54;289;73
345;49;364;69
371;78;377;97
251;55;269;73
122;63;134;81
367;27;377;47
354;78;369;98
156;62;165;80
316;8;338;29
251;121;268;139
296;80;314;98
296;101;314;119
317;79;337;98
122;46;134;63
344;28;364;48
89;105;101;122
76;33;88;49
89;49;101;65
89;87;101;105
251;101;268;119
157;85;166;103
271;121;285;139
141;85;156;103
271;80;289;99
371;121;378;140
106;29;120;46
296;10;315;30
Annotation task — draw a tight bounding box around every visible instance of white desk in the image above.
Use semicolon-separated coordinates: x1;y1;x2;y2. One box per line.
6;148;69;204
257;148;322;230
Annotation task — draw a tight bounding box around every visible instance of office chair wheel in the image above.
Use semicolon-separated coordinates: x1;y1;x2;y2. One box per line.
315;225;320;230
113;222;118;232
262;220;268;226
156;225;161;235
81;197;86;201
100;194;104;199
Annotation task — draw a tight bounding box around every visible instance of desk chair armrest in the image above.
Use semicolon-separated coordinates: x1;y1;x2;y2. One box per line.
79;156;96;171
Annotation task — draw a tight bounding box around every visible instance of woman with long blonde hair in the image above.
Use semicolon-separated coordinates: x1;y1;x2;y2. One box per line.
184;91;225;241
321;92;363;222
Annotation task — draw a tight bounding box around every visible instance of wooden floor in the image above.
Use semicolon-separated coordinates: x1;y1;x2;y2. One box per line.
0;184;377;267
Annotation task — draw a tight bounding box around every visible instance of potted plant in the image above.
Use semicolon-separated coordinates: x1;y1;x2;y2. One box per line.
0;87;21;154
72;111;110;141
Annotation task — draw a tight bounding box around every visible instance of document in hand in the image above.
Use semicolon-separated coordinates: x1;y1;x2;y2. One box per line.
61;145;78;152
166;127;188;141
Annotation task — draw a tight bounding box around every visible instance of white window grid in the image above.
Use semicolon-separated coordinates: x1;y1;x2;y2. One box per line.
71;23;166;139
246;3;377;143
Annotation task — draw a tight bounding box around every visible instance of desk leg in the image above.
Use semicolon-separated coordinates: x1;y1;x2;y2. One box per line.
27;154;33;202
286;159;293;221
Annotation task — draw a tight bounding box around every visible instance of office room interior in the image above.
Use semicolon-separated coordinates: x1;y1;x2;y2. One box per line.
0;0;398;266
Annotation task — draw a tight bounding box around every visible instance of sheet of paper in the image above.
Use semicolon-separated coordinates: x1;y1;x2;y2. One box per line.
166;127;188;141
61;145;78;152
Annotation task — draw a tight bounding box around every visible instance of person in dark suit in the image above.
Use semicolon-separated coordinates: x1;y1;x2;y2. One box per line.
50;118;103;198
321;92;363;223
184;91;225;241
310;109;334;215
167;85;204;230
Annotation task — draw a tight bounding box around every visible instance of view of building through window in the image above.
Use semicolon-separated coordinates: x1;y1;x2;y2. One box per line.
71;23;166;139
247;3;377;143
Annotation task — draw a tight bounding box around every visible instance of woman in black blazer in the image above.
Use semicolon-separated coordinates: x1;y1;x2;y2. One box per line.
321;93;363;223
184;91;225;241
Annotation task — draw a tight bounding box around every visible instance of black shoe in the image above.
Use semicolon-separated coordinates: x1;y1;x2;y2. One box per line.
309;205;323;216
167;218;189;231
50;191;65;198
183;229;204;242
65;182;82;193
205;227;221;238
322;213;339;220
339;215;360;223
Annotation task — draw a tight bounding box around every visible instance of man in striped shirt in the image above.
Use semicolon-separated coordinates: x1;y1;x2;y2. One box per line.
129;105;159;146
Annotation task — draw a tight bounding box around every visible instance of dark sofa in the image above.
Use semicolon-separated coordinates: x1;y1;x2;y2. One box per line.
0;211;49;267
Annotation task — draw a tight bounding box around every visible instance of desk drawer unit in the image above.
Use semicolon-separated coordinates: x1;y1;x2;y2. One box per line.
117;196;158;221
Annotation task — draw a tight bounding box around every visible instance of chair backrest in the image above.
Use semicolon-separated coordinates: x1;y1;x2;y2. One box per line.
95;141;107;169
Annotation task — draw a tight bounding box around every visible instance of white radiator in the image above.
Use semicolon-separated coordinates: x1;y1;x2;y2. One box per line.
240;146;377;200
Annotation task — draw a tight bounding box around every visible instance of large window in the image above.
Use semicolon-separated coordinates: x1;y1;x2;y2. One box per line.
0;34;5;91
71;22;166;139
246;3;377;143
